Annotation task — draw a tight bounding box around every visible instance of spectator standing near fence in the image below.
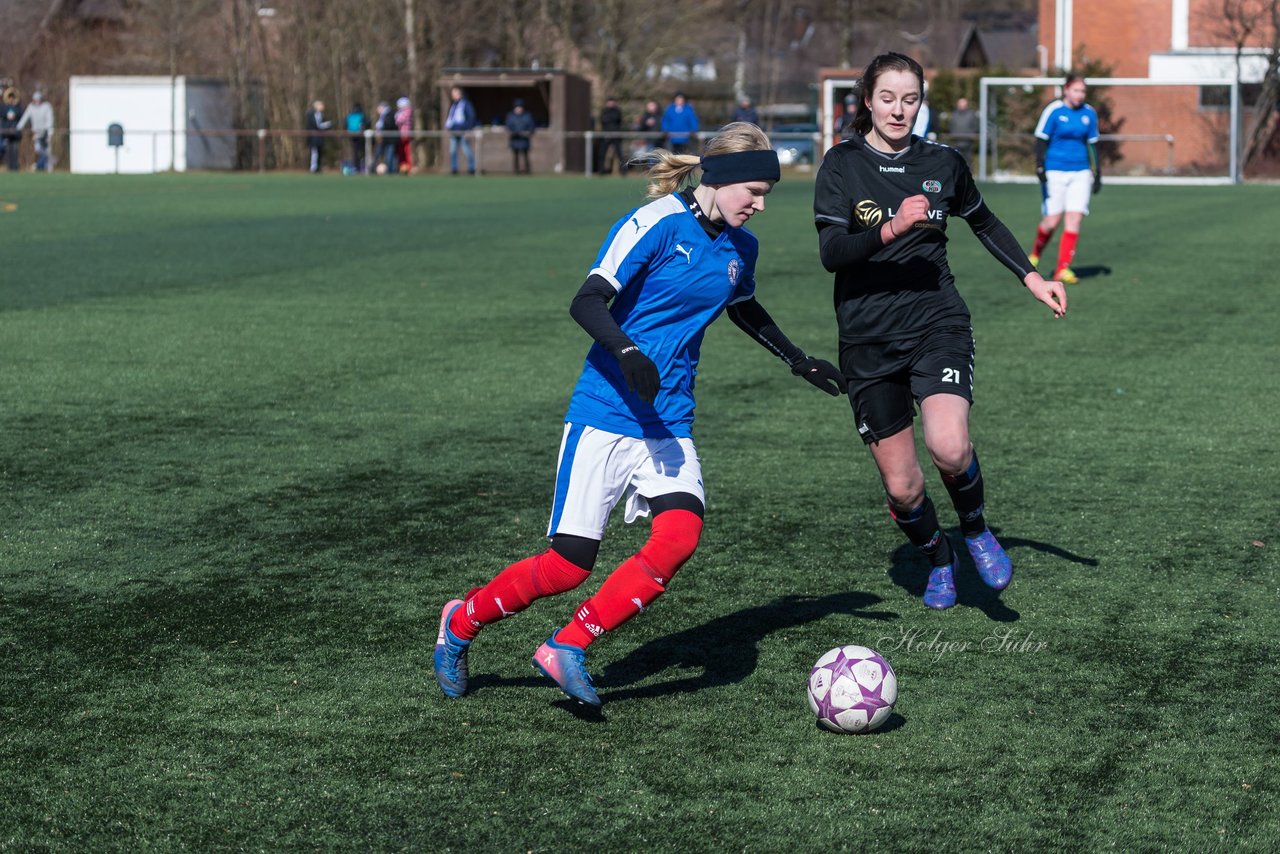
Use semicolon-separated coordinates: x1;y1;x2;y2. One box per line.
912;87;935;140
445;86;477;175
732;96;760;127
395;97;413;174
345;102;368;174
304;100;331;173
17;91;55;172
836;93;858;139
661;92;700;155
948;97;979;167
373;101;397;174
636;99;663;153
504;98;536;174
597;96;627;175
2;88;23;171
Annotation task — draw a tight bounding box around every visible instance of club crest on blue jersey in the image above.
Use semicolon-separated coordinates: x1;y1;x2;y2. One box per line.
727;258;741;287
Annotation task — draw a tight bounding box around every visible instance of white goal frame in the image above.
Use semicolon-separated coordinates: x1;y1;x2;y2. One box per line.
977;76;1241;185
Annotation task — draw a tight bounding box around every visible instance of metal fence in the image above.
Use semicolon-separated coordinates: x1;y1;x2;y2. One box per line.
9;127;832;176
17;127;1182;178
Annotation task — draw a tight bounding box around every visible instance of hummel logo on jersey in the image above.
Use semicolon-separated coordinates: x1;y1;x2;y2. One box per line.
674;243;693;263
878;165;905;173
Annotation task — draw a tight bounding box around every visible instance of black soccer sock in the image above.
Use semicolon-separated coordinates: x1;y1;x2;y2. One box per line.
940;452;987;537
888;495;954;568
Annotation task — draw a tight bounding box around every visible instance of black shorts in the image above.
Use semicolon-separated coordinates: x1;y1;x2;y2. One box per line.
839;326;975;445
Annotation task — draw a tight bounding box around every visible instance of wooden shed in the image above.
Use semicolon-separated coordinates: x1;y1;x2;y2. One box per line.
438;68;591;175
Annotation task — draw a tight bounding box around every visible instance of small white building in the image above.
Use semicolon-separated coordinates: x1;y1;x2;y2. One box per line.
69;76;235;173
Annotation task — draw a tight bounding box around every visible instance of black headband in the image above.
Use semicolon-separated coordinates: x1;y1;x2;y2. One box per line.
699;149;781;186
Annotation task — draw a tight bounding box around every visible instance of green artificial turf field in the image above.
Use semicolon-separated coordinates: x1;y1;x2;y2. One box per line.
1;172;1277;850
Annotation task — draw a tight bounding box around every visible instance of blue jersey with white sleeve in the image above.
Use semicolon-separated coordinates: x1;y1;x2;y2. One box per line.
1034;100;1099;171
565;193;758;439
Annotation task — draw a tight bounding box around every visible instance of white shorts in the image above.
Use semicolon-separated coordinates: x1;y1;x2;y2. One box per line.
546;423;705;540
1042;169;1093;216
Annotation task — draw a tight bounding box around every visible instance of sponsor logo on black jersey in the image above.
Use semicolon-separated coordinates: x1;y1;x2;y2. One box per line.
854;199;883;227
922;180;942;193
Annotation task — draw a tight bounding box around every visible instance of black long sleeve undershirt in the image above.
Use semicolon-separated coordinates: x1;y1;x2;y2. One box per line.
963;200;1035;281
817;220;886;272
725;298;806;367
569;274;634;356
569;275;807;367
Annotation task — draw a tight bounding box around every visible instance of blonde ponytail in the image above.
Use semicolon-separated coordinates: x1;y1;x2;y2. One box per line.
635;149;702;199
634;122;774;199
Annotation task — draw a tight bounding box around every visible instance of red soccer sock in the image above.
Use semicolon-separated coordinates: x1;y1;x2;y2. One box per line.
555;509;702;649
556;557;665;648
1056;230;1079;273
1032;225;1054;258
449;549;590;641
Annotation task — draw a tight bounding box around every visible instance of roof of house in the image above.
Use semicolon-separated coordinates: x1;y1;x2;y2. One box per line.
956;24;1039;69
0;0;125;79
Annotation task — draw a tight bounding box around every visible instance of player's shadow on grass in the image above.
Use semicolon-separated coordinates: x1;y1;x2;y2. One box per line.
888;528;1098;622
1071;264;1112;281
596;590;897;703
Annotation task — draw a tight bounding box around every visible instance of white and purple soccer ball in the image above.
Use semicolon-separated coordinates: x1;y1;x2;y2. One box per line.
807;645;897;734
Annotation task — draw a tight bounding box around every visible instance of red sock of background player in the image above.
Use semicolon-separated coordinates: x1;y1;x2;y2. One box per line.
556;509;702;649
448;549;590;641
1032;225;1053;259
1056;230;1079;273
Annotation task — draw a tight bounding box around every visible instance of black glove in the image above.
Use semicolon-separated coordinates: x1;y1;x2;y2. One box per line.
1035;165;1047;186
617;345;660;403
1092;172;1102;194
791;357;847;396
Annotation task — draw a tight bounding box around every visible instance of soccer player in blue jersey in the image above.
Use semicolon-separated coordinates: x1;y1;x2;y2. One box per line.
1028;75;1102;284
434;122;845;707
814;53;1066;610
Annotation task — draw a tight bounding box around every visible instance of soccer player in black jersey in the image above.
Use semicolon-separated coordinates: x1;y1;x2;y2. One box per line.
814;52;1067;609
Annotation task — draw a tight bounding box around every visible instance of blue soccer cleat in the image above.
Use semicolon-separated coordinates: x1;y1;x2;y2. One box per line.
434;599;471;698
965;530;1013;591
533;634;602;707
923;561;957;610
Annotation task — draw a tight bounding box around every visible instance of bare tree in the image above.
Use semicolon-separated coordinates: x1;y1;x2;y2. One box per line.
126;0;221;169
1212;0;1280;170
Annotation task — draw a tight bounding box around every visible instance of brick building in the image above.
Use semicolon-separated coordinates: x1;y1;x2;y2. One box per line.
1037;0;1274;176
